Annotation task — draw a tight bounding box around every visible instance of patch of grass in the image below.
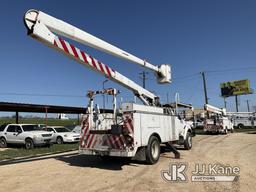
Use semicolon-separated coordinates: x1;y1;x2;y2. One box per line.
0;117;79;129
0;143;78;161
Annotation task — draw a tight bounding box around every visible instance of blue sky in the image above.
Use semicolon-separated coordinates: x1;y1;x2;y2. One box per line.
0;0;256;114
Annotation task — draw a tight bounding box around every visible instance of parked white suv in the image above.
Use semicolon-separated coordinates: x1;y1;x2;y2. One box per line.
0;124;53;149
43;126;80;144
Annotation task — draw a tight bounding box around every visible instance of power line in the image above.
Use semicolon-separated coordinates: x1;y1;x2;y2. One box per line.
206;66;256;74
173;73;200;80
0;92;85;98
173;66;256;80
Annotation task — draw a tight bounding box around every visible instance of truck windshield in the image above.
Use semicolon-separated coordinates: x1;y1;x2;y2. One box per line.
55;128;70;133
22;125;40;132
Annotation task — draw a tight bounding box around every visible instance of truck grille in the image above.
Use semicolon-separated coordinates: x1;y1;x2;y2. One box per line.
42;134;52;137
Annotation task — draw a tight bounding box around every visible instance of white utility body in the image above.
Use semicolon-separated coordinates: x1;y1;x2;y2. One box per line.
204;104;234;134
24;9;193;164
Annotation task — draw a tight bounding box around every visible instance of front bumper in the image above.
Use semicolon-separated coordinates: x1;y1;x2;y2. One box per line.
63;137;80;143
33;137;52;145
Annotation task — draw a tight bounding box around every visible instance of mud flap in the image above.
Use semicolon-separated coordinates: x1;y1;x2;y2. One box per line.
132;147;146;161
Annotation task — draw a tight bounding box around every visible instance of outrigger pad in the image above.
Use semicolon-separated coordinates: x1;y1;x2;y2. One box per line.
167;142;180;159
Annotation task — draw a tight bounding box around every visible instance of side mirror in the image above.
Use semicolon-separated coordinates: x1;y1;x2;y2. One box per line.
17;129;22;133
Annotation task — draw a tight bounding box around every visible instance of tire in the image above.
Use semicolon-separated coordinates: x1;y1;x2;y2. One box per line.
25;138;34;149
146;136;160;164
231;129;234;133
56;136;63;144
184;132;192;150
237;124;244;129
0;137;7;148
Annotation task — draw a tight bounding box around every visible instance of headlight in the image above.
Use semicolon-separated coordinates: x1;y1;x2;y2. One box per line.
33;135;39;139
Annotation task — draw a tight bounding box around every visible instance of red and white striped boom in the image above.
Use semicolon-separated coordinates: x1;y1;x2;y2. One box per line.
24;9;170;105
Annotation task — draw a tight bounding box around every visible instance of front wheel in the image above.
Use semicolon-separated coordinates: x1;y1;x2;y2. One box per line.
184;132;192;150
0;137;7;148
25;138;34;149
56;137;63;144
146;136;160;164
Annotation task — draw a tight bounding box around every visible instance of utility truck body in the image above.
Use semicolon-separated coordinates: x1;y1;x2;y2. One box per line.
79;103;180;158
204;104;234;134
24;9;193;164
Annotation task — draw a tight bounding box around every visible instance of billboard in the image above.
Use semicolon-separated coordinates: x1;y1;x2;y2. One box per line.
220;79;251;97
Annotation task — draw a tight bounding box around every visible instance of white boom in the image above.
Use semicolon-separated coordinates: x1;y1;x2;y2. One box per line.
204;104;226;115
24;9;172;105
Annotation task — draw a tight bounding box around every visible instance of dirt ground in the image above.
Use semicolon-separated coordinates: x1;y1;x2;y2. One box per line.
0;132;255;192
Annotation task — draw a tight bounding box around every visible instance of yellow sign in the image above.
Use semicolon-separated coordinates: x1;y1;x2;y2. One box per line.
220;79;251;97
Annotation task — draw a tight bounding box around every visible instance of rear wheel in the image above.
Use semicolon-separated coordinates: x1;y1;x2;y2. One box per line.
237;124;244;129
146;136;160;164
56;136;63;144
25;138;34;149
0;137;7;148
184;132;192;150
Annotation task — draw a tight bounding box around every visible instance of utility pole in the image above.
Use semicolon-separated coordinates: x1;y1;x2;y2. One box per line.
139;71;148;88
201;72;209;104
246;100;250;112
235;95;239;112
223;97;227;109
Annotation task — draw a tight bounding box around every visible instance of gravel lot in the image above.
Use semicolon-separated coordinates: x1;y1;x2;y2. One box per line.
0;132;255;192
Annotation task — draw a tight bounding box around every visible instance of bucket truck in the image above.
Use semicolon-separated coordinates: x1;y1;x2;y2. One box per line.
204;104;234;134
24;9;193;164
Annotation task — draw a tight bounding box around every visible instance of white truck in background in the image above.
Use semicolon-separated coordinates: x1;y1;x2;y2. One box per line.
24;9;193;164
0;124;53;149
204;104;234;134
227;112;256;128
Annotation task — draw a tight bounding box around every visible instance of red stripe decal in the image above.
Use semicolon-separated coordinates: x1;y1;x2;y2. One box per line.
80;118;89;147
114;135;121;149
59;38;69;53
70;44;79;58
91;137;97;148
90;56;97;68
118;136;124;149
108;136;115;148
106;138;112;148
98;61;105;74
87;134;95;148
105;66;112;77
120;135;126;148
80;51;88;63
84;133;91;146
112;135;119;149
